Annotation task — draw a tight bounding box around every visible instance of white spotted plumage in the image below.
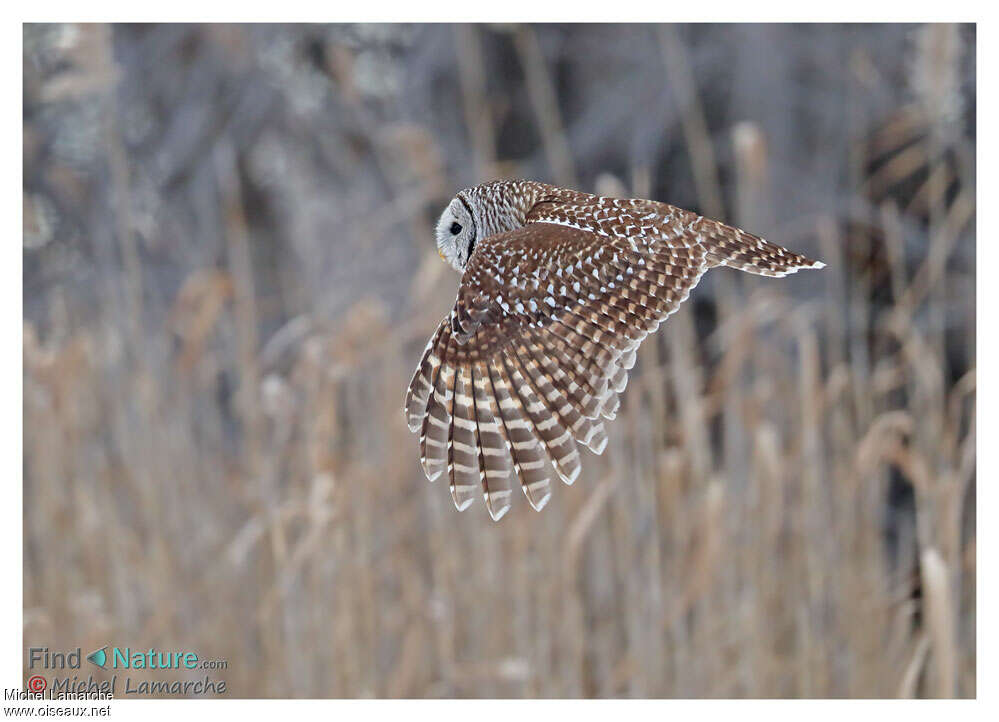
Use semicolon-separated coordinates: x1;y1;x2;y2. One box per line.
408;180;825;520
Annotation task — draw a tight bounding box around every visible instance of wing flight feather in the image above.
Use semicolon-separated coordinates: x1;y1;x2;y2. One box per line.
406;203;717;516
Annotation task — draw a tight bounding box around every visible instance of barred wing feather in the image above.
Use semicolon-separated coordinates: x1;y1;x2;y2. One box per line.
405;220;709;518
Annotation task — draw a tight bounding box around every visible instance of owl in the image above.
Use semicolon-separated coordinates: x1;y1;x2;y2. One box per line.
405;180;824;520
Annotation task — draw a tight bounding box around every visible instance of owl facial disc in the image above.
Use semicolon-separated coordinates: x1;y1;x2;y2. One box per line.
435;197;476;272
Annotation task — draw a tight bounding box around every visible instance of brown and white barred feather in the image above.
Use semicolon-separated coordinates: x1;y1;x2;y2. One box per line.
405;180;824;519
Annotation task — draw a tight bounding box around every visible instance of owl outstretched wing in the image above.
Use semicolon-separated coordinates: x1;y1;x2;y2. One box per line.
405;199;716;519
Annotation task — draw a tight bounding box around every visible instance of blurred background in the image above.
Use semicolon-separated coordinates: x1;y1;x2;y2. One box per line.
23;24;975;698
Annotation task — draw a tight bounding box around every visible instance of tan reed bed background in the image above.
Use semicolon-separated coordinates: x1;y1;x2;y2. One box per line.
23;24;975;697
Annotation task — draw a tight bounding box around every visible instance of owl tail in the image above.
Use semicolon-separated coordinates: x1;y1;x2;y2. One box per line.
694;217;825;277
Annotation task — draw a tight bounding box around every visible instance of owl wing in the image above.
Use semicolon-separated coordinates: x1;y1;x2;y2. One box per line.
405;201;712;520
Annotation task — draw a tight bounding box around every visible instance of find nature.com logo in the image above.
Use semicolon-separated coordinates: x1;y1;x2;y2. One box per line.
22;646;229;698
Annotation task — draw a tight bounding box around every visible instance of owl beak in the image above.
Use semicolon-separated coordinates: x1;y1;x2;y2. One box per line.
438;247;447;262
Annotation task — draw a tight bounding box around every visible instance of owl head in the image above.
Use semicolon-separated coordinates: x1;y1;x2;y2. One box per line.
435;181;550;272
435;196;477;272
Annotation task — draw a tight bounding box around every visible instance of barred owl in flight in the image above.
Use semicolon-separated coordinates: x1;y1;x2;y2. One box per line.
405;180;824;520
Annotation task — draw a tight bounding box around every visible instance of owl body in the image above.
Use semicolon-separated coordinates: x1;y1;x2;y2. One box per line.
410;180;823;519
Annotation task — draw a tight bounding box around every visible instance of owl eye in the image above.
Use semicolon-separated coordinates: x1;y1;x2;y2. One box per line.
450;222;462;236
